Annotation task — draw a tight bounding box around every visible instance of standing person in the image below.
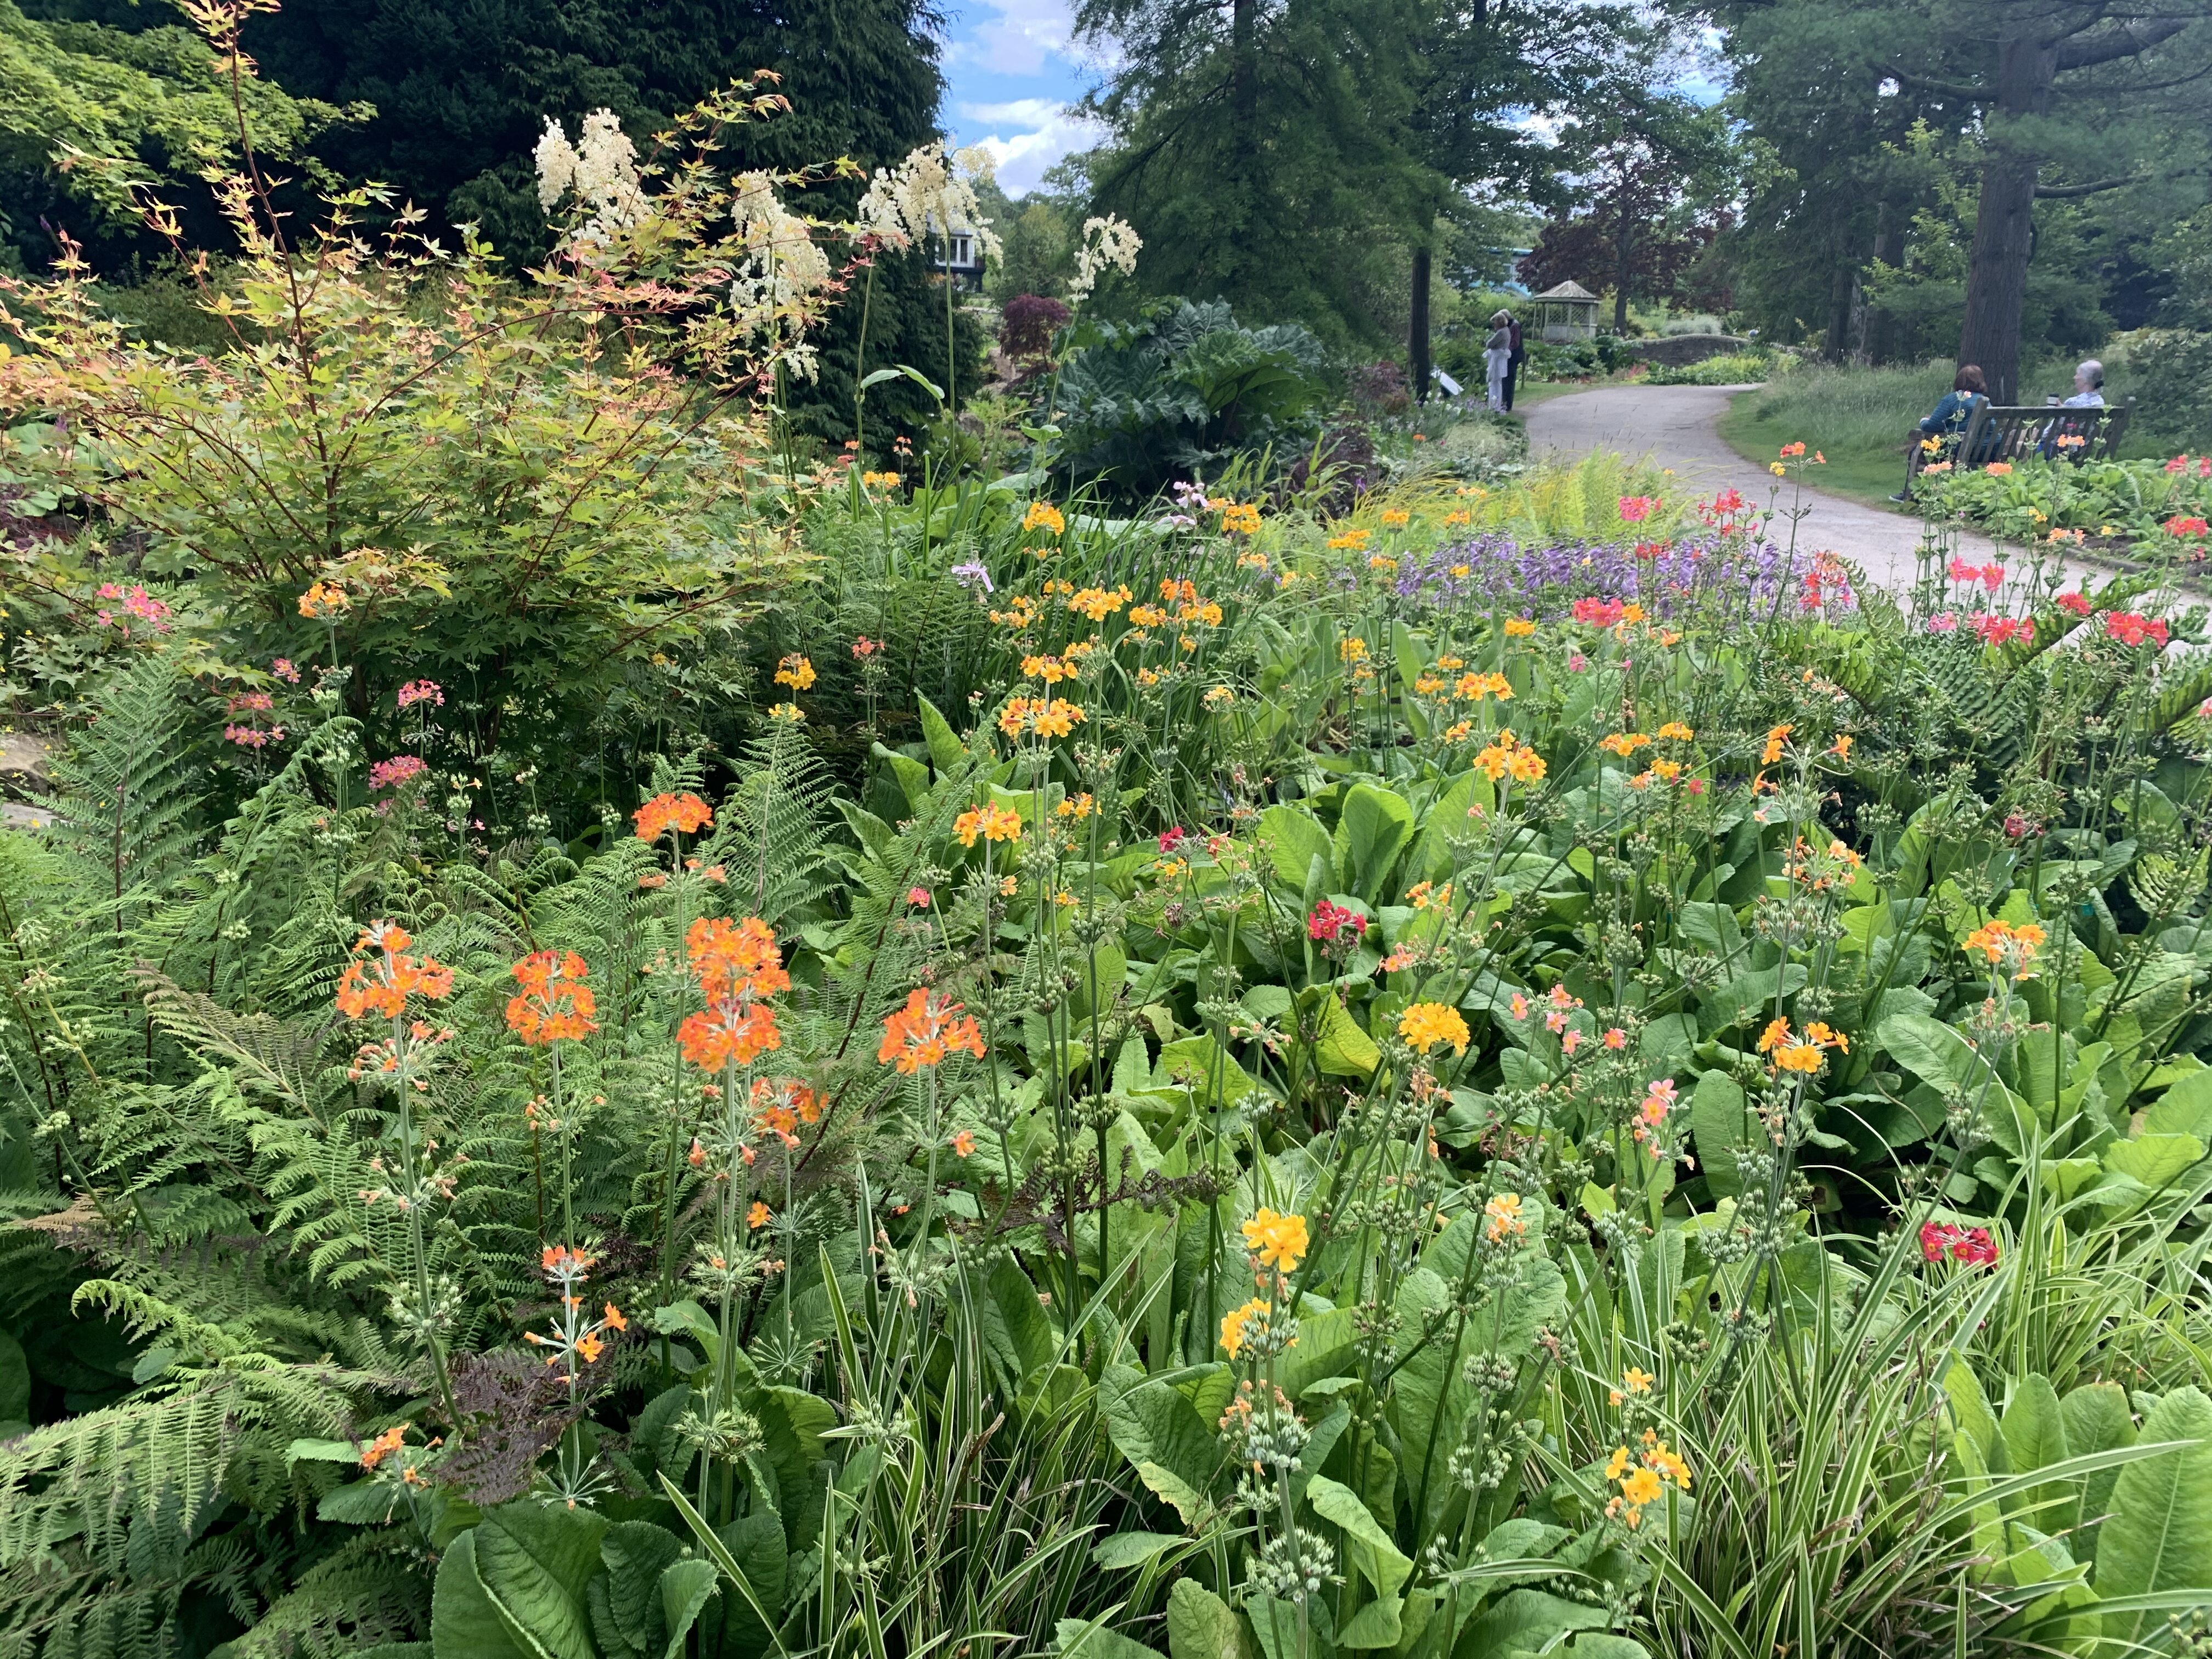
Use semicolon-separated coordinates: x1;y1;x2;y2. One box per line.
1483;311;1513;411
1503;312;1525;411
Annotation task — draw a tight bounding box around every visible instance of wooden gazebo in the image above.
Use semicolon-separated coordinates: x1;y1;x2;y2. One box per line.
1528;280;1600;342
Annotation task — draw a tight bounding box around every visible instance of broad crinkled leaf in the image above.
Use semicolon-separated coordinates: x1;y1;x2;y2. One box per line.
2094;1386;2212;1647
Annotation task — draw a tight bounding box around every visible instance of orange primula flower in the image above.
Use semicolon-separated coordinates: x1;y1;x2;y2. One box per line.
358;1425;406;1470
677;998;782;1071
751;1076;815;1146
505;950;599;1043
675;917;787;1071
634;792;714;843
335;922;455;1019
953;803;1024;846
877;988;988;1074
685;916;791;1003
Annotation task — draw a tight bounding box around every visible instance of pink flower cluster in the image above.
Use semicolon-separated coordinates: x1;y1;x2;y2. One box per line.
222;690;284;748
1616;495;1660;524
2104;611;2169;648
93;583;174;636
1920;1221;1999;1267
1570;597;1627;627
397;679;444;710
1971;614;2033;646
369;755;430;793
1306;899;1364;944
1948;559;2005;590
2163;454;2211;477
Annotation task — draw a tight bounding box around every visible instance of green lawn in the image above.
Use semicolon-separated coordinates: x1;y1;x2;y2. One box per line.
1715;355;2174;512
1718;389;1914;510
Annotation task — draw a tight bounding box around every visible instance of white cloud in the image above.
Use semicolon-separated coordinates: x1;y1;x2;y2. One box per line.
946;0;1079;76
970;107;1104;195
961;96;1065;127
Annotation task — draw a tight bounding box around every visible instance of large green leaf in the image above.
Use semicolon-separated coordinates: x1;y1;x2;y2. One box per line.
435;1503;608;1659
1103;1366;1223;1498
2062;1381;2136;1553
1165;1582;1242;1659
915;694;966;773
431;1532;534;1659
1154;1035;1261;1104
1458;1589;1612;1654
1307;1473;1412;1597
1999;1374;2073;1531
2101;1132;2207;1193
1055;1616;1165;1659
1260;804;1333;892
712;1509;788;1656
1688;1071;1747;1198
758;1387;837;1551
1334;1594;1402;1649
659;1559;720;1659
589;1521;685;1658
1333;783;1415;902
2094;1386;2212;1647
2146;1066;2212;1138
1413;771;1490;881
1312;994;1379;1077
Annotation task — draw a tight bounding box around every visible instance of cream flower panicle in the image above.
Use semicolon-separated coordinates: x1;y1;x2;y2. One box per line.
1068;213;1143;305
855;143;1004;263
729;171;833;376
535;110;647;250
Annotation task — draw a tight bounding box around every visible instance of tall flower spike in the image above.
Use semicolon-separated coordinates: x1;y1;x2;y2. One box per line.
877;988;986;1074
635;792;713;843
506;950;599;1044
336;922;454;1020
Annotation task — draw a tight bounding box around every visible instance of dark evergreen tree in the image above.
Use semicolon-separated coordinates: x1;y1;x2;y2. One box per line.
19;0;962;444
242;0;961;443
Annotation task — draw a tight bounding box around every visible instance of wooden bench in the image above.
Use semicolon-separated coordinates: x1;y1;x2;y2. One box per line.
1957;394;2134;464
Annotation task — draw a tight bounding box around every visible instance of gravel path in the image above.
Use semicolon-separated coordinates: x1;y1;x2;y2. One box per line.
1521;382;2001;590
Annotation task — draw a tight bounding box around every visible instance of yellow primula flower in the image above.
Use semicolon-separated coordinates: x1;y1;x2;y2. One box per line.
1398;1002;1470;1056
1241;1208;1309;1273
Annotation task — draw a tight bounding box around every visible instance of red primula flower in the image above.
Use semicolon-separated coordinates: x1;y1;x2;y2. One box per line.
1307;899;1365;944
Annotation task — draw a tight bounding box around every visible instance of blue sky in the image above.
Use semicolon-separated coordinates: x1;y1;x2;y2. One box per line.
935;6;1728;198
938;0;1104;195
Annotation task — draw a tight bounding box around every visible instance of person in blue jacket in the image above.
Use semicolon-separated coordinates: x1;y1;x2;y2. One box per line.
1894;364;1988;501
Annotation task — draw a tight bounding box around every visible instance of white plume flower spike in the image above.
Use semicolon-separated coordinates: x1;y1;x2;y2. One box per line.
534;118;579;213
853;143;998;262
1068;214;1142;305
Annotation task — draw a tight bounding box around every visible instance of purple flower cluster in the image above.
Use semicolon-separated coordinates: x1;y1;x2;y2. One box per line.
1390;533;1837;621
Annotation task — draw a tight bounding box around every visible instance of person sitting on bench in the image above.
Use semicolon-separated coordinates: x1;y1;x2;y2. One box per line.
2038;359;2106;457
1894;364;1993;502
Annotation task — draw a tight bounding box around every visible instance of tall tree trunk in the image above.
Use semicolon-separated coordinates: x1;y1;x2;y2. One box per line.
1959;29;2056;403
1614;207;1633;333
1409;243;1432;402
1867;206;1899;364
1823;258;1854;362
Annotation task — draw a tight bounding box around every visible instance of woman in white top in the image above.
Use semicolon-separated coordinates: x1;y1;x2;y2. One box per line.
1483;311;1514;411
2038;359;2107;457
